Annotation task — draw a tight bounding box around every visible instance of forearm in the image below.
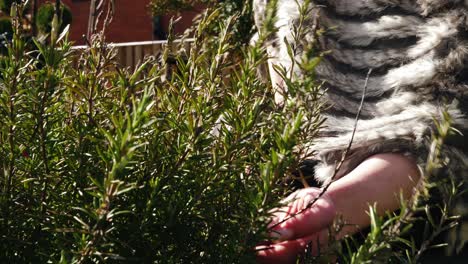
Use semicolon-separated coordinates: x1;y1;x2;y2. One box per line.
326;153;421;237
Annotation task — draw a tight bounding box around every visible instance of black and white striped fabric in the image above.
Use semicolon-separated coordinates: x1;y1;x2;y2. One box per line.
253;0;468;183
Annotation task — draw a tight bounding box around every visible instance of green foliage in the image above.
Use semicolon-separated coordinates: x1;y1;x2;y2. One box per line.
0;2;323;262
0;1;465;263
36;2;72;34
0;17;12;54
150;0;255;45
0;0;22;13
150;0;201;14
0;16;11;36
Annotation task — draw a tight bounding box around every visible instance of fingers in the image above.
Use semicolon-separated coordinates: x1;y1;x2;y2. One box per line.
269;188;336;241
256;232;326;264
256;188;336;263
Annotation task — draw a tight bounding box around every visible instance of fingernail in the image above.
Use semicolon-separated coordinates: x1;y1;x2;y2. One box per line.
270;228;292;241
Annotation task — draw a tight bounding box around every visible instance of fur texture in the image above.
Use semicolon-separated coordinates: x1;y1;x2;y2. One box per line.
253;0;468;183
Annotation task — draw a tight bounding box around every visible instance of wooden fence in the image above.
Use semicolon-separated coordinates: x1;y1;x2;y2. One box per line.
73;39;194;69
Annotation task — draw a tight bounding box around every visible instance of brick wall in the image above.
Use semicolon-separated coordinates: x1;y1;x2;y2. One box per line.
38;0;201;45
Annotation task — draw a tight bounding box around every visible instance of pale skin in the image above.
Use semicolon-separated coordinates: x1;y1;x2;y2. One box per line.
256;153;421;263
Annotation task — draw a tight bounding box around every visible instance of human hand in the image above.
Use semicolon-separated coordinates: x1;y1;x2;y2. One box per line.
256;188;336;263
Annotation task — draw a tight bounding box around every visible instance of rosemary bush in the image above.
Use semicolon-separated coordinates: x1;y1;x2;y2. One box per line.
0;3;323;262
0;1;465;263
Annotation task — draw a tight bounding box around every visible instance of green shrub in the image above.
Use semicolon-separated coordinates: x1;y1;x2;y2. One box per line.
0;16;11;36
0;3;324;262
36;2;72;34
0;17;11;54
0;1;464;263
0;0;22;13
151;0;254;45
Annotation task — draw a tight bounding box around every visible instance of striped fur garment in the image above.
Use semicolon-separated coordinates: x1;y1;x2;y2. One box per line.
253;0;468;183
